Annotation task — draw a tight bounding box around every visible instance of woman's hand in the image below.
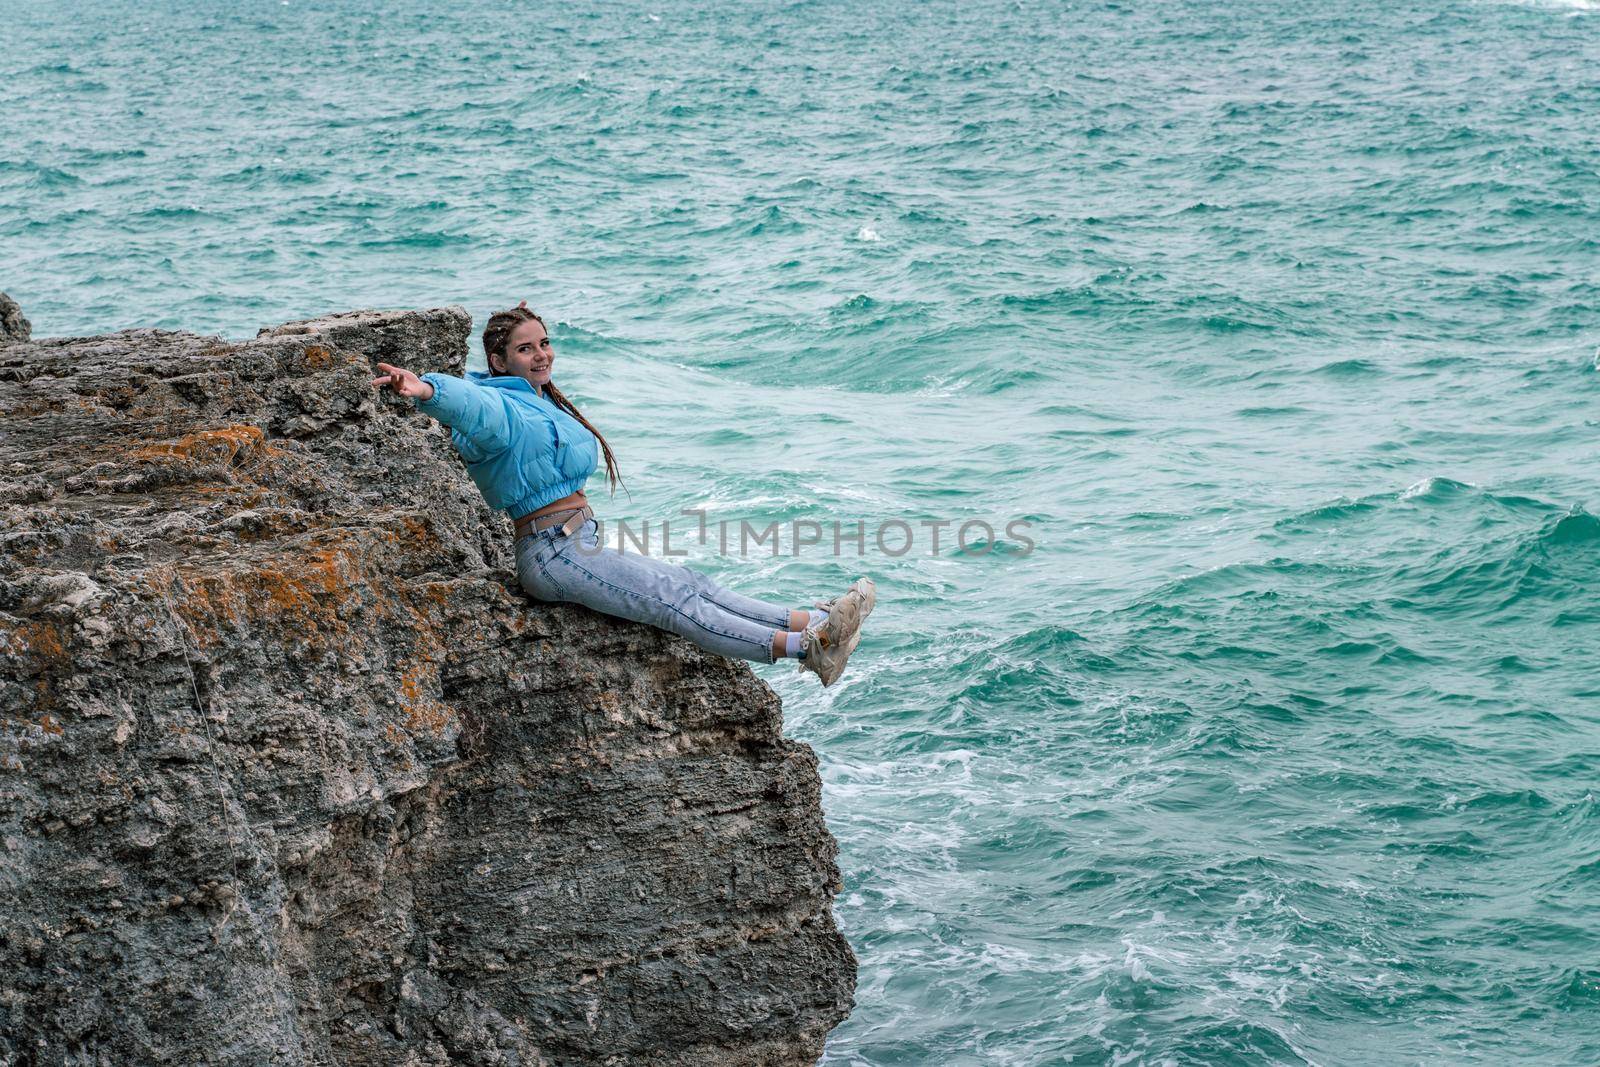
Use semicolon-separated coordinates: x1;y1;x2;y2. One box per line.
371;362;435;401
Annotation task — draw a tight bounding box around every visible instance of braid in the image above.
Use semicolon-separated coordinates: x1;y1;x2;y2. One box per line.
545;382;626;499
482;304;625;497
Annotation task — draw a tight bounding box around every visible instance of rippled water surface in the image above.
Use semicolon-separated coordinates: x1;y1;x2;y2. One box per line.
6;0;1600;1062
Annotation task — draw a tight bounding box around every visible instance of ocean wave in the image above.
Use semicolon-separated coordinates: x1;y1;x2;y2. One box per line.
1312;357;1382;377
1273;479;1553;533
0;161;83;187
356;229;475;249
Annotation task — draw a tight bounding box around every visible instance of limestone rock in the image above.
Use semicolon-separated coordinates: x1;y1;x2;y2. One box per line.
0;292;30;343
0;307;855;1065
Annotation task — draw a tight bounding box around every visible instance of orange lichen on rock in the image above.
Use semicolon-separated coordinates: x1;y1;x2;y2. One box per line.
301;345;337;370
161;537;382;649
12;621;69;670
398;662;454;736
241;545;361;638
131;425;267;464
397;515;436;544
9;398;64;417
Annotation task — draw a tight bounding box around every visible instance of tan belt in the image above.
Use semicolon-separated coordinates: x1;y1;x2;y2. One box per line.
512;504;593;540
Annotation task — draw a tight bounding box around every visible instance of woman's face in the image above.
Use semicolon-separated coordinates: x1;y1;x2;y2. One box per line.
496;318;554;390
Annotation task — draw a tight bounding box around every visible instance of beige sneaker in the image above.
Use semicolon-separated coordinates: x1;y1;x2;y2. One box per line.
813;577;876;644
798;578;877;687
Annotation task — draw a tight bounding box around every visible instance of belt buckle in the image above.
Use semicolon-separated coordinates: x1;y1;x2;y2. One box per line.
559;508;587;537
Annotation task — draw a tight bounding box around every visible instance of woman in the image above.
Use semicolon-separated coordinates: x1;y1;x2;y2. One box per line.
371;302;875;686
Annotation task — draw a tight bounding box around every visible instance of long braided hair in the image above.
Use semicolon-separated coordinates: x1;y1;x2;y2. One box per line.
482;304;624;497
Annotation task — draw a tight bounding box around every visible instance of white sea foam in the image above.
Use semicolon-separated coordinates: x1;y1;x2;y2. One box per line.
1399;476;1468;500
1489;0;1599;10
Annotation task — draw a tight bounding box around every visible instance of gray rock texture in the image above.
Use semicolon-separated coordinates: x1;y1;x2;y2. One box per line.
0;293;30;343
0;308;855;1065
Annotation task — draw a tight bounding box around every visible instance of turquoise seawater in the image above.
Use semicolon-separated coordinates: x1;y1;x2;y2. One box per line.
6;0;1600;1061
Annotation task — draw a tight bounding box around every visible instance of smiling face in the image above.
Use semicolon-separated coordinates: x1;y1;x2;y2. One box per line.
493;317;554;390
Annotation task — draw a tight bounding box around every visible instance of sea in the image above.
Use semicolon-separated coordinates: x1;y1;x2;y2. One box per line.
4;0;1599;1062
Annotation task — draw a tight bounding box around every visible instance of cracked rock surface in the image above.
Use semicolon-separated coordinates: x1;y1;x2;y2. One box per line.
0;304;856;1066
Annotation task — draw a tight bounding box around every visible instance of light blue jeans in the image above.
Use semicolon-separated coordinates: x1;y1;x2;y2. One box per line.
515;517;791;663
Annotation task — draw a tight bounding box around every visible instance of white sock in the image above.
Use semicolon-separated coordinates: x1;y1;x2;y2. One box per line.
783;631;806;659
807;607;830;631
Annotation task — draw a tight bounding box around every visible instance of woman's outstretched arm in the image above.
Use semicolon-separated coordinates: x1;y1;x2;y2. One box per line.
371;362;434;401
371;363;511;458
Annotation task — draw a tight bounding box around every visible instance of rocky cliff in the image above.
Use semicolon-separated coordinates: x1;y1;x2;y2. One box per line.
0;299;855;1066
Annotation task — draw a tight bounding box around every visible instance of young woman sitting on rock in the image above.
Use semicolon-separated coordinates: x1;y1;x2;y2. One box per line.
371;301;875;686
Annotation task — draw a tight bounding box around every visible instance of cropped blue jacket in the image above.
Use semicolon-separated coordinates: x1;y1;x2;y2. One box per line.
414;371;599;518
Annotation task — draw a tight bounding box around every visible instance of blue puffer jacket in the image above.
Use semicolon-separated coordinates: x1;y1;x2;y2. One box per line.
414;371;599;517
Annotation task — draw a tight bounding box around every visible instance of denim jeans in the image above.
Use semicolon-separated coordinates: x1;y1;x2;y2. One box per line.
515;517;791;663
